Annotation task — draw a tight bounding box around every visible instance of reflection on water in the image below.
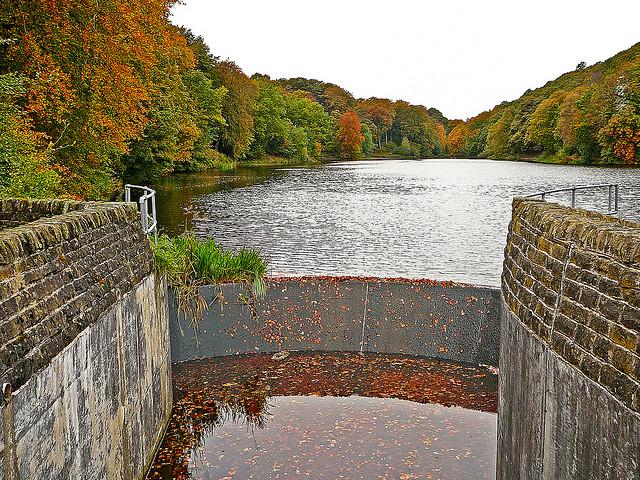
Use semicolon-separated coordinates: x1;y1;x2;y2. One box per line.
148;352;497;480
154;159;640;285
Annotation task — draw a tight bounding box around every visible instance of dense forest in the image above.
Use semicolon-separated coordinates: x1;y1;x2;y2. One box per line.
0;1;639;200
451;43;640;166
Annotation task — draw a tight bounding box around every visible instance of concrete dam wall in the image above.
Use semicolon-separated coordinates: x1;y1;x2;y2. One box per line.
499;198;640;480
169;277;501;367
0;199;171;480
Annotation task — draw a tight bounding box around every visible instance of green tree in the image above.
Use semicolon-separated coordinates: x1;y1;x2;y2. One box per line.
361;124;374;156
249;79;290;158
526;92;566;154
285;91;334;158
485;109;514;159
0;73;60;198
183;70;228;169
391;102;440;157
286;126;308;161
210;61;257;159
122;66;228;182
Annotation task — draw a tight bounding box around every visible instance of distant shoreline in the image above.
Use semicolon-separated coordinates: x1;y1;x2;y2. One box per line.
239;155;636;169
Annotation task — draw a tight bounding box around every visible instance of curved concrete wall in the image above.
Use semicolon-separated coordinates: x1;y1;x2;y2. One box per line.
499;198;640;480
169;277;501;367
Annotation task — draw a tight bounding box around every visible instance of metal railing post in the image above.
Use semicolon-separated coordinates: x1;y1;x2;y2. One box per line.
608;185;613;213
139;197;147;233
571;188;576;208
614;185;619;213
123;184;158;239
151;194;158;242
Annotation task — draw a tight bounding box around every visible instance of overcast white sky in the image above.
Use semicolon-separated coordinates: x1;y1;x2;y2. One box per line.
171;0;640;120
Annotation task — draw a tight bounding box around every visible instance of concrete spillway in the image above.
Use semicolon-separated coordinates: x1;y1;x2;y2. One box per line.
169;277;501;367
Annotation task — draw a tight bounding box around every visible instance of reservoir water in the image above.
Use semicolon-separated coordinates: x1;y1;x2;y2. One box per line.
154;159;640;286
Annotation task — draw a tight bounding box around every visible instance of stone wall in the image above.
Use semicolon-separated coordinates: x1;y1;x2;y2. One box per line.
499;198;640;479
0;200;171;480
0;200;152;390
170;277;501;367
0;199;84;230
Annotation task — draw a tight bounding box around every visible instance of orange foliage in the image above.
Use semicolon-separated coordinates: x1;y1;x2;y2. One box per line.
337;110;364;159
359;98;395;130
4;0;193;196
602;113;640;165
448;123;469;156
324;85;354;115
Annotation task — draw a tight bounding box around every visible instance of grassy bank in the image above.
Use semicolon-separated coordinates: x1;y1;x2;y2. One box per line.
242;154;322;167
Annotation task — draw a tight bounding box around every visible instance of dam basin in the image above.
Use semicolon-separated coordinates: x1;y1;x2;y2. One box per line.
148;352;497;479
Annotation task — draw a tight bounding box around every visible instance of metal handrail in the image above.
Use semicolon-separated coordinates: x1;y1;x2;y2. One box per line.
124;184;158;240
525;184;619;214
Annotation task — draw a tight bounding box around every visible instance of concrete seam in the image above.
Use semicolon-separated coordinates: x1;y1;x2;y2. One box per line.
541;241;574;478
2;395;18;480
115;307;134;480
360;283;369;354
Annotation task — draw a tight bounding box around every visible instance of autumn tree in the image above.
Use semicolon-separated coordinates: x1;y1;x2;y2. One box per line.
556;90;582;152
435;124;448;156
122;67;227;182
598;65;640;165
324;85;356;117
210;61;257;159
0;73;61;198
358;98;395;147
336;110;364;159
507;98;543;156
1;0;193;198
526;92;567;154
448;123;469;157
428;108;451;132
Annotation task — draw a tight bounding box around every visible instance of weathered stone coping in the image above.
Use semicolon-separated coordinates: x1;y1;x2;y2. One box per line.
0;199;152;392
0;198;84;230
169;276;501;367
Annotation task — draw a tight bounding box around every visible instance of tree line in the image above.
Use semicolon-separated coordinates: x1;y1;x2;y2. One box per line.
0;1;638;201
449;43;640;166
0;0;448;200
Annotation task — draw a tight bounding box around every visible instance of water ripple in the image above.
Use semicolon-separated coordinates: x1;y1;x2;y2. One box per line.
156;159;640;286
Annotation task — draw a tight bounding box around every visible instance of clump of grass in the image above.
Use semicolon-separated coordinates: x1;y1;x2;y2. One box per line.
154;234;267;293
151;233;268;337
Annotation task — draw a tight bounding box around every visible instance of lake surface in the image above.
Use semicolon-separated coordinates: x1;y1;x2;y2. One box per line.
154;159;640;286
148;352;497;480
